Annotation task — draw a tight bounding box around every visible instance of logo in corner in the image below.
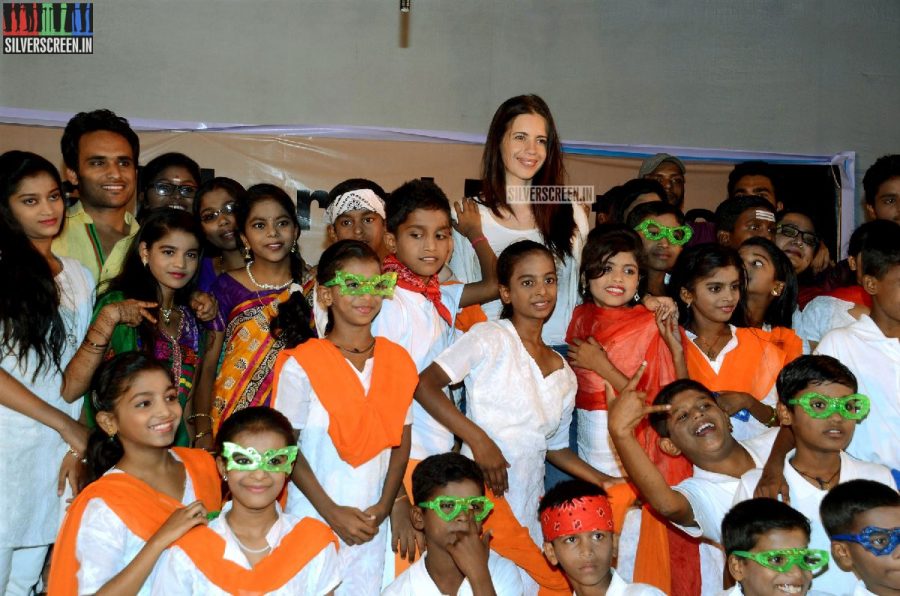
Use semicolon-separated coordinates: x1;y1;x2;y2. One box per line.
3;3;93;54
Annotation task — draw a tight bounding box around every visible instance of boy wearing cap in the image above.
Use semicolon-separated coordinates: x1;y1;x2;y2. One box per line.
324;178;390;259
639;153;686;210
540;479;664;595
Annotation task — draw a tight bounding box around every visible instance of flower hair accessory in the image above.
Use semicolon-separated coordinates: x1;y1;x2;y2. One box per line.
540;495;614;542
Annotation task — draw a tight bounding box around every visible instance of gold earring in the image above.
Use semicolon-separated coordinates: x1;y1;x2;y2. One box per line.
243;246;252;260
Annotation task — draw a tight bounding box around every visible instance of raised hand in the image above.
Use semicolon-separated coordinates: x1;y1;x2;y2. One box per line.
189;291;218;322
606;363;670;439
111;299;159;327
453;197;484;240
446;514;493;586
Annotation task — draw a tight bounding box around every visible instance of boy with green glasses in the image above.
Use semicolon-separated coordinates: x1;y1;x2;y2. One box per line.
382;452;523;596
821;479;900;596
734;356;898;594
626;201;690;296
722;498;832;596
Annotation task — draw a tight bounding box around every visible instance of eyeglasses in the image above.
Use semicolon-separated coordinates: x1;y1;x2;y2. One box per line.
732;548;829;573
323;271;397;297
418;495;495;523
199;202;237;223
221;442;299;474
831;526;900;557
151;181;197;199
776;224;818;248
787;392;870;420
634;219;693;246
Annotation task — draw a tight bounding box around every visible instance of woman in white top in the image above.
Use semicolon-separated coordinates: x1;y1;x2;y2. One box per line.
0;151;154;595
417;241;616;548
449;94;588;350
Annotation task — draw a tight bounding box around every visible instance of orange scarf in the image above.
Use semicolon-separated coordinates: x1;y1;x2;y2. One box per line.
273;338;417;467
48;448;222;596
170;516;337;594
768;326;803;362
684;327;787;399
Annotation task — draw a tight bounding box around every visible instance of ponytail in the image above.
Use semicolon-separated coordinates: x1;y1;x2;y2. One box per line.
270;251;316;349
85;428;124;484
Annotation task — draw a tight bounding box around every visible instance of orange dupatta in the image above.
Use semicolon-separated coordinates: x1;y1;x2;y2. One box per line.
48;448;221;596
272;337;417;467
567;304;700;595
170;516;337;594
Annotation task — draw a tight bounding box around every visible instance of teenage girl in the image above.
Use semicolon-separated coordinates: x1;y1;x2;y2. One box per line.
153;406;340;595
48;352;221;595
211;183;315;431
738;236;804;358
669;244;789;441
193;177;248;292
0;151;153;595
271;239;416;595
417;240;614;556
89;208;220;447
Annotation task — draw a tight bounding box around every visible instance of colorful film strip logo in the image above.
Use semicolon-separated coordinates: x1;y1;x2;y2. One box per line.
2;3;93;54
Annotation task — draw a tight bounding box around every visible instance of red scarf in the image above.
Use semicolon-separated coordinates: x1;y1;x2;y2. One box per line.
382;254;453;326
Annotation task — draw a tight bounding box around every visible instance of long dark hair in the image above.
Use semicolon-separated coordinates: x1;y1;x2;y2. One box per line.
311;239;382;339
497;239;556;319
100;208;203;349
239;184;315;348
480;94;575;260
740;236;798;328
668;244;749;328
85;352;173;483
0;150;67;380
192;176;248;256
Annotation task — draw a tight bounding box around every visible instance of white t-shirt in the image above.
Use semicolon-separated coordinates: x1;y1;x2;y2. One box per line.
434;319;577;546
371;284;464;460
672;428;778;544
734;450;898;596
604;569;667;595
794;295;857;344
815;315;900;469
381;551;523;596
153;502;341;595
274;355;412;596
74;452;196;596
448;203;588;346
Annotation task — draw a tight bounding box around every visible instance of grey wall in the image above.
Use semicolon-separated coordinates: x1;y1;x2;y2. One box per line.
2;0;899;193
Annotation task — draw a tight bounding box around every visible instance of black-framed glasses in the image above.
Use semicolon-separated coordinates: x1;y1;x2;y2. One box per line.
777;223;818;248
151;181;197;199
199;202;237;223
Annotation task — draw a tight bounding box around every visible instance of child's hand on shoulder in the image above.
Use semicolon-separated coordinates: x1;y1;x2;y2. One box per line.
150;501;208;549
607;364;668;439
326;504;378;545
567;337;613;375
656;309;684;353
713;391;754;416
452;198;484;240
642;295;677;320
189;291;218;322
446;515;492;585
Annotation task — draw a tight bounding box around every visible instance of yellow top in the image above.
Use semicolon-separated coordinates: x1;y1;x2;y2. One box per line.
51;201;139;284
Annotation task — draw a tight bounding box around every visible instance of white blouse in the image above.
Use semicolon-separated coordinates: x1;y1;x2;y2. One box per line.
434;319;577;545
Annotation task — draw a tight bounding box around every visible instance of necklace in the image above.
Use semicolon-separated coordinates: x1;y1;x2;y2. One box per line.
232;533;272;554
692;327;731;359
791;461;841;490
246;261;291;291
329;337;376;354
160;305;174;325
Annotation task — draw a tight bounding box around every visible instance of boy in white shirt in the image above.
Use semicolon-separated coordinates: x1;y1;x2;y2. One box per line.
382;453;522;596
734;356;898;595
539;479;664;596
815;233;900;470
721;498;833;596
821;479;900;596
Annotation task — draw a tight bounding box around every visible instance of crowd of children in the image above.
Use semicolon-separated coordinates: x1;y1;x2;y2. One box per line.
0;97;897;596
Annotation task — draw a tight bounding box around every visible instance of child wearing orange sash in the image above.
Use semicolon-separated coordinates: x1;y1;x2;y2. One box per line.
565;226;699;596
271;240;416;596
669;244;789;441
211;184;316;433
738;237;805;359
153;406;340;594
48;352;222;596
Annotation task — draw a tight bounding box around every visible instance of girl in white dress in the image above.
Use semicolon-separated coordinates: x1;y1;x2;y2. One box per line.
0;151;153;595
417;241;616;551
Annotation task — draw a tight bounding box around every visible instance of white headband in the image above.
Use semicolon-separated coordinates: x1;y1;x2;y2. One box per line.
324;188;386;224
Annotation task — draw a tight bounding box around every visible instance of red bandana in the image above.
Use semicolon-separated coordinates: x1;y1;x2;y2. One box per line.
382;254;453;326
540;495;614;542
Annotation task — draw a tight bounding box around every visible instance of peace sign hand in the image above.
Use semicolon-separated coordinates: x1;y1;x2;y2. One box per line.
606;362;671;440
